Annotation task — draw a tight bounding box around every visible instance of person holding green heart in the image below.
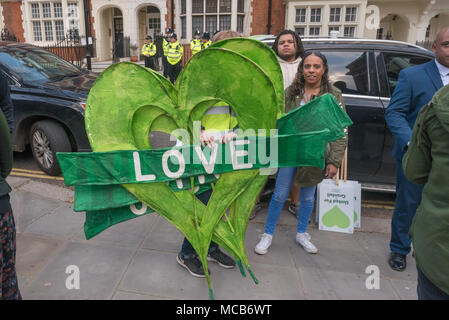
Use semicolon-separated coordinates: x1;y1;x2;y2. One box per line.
176;30;243;278
255;51;348;255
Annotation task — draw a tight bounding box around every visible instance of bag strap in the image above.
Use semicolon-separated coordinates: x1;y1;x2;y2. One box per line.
333;146;348;186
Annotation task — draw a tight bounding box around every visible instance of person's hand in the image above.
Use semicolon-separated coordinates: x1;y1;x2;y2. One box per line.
325;163;338;179
220;131;237;144
200;130;215;148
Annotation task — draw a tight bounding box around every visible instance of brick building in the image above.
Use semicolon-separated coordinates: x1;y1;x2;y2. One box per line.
1;0;449;62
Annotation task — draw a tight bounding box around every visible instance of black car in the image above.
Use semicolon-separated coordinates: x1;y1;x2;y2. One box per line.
0;41;97;175
257;36;434;192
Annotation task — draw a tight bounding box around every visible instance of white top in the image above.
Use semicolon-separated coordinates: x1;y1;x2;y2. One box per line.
435;59;449;86
277;56;301;89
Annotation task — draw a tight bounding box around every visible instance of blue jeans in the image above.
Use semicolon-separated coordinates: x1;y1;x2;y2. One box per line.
265;167;317;235
180;189;218;258
417;266;449;300
390;160;423;255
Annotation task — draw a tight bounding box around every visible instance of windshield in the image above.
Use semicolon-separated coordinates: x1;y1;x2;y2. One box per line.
0;45;82;82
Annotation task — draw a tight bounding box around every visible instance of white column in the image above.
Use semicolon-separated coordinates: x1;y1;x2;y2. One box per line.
231;0;237;31
187;0;192;40
322;4;330;37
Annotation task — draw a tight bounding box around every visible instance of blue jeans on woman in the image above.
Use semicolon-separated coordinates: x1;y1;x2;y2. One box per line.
265;167;317;235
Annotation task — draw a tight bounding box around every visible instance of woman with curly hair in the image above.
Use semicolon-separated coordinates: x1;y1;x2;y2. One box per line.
255;51;348;255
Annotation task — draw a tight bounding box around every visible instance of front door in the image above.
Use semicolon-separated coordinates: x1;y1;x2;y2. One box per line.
114;17;124;58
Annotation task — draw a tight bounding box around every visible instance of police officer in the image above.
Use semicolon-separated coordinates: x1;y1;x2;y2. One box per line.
166;33;183;84
142;35;157;70
162;28;173;78
201;32;211;49
190;30;202;56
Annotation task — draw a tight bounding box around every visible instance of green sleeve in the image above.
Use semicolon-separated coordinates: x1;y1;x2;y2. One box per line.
402;107;432;185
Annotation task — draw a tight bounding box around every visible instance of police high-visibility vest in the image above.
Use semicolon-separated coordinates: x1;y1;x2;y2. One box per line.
202;40;212;50
190;39;202;55
167;41;183;65
142;43;156;56
201;101;238;137
163;38;169;56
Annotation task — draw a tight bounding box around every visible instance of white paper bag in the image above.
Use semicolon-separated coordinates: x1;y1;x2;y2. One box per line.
318;179;354;234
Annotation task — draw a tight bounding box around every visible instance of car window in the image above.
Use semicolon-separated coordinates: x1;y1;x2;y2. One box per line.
382;52;432;96
319;51;370;96
0;46;81;82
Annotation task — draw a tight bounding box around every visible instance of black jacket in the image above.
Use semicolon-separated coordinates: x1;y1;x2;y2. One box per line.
0;109;12;197
0;70;14;133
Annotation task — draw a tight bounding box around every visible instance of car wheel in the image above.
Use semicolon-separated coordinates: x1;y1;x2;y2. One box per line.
30;120;71;176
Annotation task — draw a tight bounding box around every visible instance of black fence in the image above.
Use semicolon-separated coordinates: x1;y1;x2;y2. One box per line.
38;31;96;68
1;28;17;42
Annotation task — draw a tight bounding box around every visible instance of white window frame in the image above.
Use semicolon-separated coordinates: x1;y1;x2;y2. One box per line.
26;0;84;44
179;0;247;41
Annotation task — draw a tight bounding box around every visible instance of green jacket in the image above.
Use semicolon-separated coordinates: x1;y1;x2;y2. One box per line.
403;84;449;295
285;84;348;186
0;110;12;197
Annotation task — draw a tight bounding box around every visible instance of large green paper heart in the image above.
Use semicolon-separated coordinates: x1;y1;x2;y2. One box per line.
322;205;351;229
85;43;281;298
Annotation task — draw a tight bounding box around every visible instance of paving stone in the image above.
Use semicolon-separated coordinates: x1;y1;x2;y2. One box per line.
389;278;418;300
354;232;417;281
21;241;134;300
10;191;63;232
73;211;159;249
141;214;185;253
23;204;84;239
298;267;400;300
112;290;176;300
119;250;209;300
16;233;67;284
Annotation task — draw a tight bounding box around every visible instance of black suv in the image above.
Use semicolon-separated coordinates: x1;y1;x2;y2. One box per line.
258;36;434;192
0;41;97;175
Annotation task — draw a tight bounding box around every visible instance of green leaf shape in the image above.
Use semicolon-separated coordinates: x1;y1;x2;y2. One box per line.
209;38;285;118
322;205;351;229
85;50;280;297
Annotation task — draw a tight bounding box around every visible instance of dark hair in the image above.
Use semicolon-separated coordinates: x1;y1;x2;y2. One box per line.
289;51;330;97
272;30;305;59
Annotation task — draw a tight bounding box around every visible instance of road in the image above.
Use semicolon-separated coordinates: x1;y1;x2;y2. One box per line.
13;148;396;212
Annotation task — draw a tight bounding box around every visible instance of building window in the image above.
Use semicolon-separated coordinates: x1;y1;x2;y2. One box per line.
220;0;231;13
183;0;245;38
329;26;340;36
33;21;42;41
310;8;321;23
219;15;231;30
376;28;383;39
295;27;305;36
345;7;357;22
344;26;356;37
329;8;341;22
237;0;244;13
237;15;244;33
181;16;186;39
30;1;80;43
296;8;306;23
309;27;320;37
181;0;186;15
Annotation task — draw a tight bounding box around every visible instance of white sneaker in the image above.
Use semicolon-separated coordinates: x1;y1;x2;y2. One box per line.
296;232;318;254
255;233;273;255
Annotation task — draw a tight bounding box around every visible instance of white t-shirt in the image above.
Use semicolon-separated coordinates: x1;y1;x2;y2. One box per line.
277;56;302;89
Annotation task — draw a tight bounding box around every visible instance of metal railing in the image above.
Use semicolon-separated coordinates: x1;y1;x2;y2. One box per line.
1;28;17;41
416;40;433;50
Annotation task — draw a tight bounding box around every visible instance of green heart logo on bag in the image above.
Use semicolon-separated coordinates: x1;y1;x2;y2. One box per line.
322;205;351;229
83;39;282;299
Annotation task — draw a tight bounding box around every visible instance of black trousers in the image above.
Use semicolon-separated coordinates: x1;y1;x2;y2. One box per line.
167;61;182;84
144;56;155;70
162;56;169;77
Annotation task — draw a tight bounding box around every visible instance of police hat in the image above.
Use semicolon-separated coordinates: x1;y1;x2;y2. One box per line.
170;33;177;40
145;35;152;40
202;32;210;40
194;29;201;36
167;28;174;34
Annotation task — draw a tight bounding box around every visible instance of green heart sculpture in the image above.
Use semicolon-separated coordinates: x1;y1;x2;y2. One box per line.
322;205;351;229
84;39;282;298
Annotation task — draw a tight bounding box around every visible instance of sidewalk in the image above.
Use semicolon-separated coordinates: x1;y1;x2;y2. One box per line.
8;176;418;300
